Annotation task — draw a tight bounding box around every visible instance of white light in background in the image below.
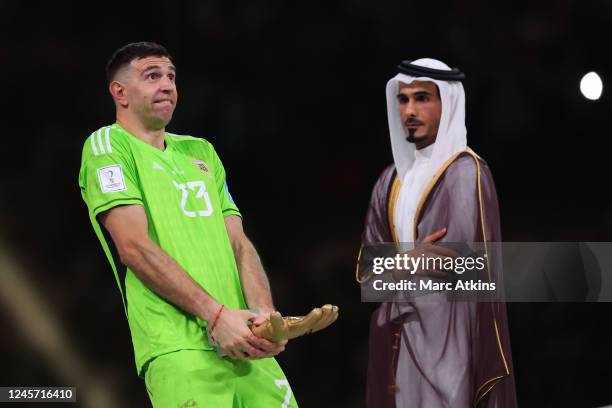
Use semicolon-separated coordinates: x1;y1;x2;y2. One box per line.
579;71;603;100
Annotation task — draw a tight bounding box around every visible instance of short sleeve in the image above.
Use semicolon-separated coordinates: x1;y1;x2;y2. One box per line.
209;145;241;218
78;129;143;218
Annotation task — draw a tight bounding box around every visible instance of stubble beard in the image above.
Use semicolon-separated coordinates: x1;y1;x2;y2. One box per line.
145;106;174;130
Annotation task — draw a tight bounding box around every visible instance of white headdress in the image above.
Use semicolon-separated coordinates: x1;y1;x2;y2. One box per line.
386;58;467;242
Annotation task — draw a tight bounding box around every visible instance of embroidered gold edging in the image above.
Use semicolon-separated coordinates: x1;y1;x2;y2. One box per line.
493;318;510;374
468;147;490;282
474;375;504;406
468;147;511;378
388;176;402;245
470;147;510;405
412;151;465;240
355;246;372;284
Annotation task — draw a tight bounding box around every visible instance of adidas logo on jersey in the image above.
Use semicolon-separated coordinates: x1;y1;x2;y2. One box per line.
152;161;164;171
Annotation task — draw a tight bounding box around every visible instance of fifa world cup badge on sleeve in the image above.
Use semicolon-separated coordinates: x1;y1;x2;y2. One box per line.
97;164;127;193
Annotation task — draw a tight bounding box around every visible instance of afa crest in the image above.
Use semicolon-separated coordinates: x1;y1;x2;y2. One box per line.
192;160;209;174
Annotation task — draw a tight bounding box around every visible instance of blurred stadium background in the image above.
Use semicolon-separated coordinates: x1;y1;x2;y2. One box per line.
2;0;612;406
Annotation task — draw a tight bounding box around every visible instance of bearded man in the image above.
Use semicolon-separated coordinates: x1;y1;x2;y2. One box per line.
358;58;518;408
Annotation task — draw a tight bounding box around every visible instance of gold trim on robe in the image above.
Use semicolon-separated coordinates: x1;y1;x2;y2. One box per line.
389;147;511;406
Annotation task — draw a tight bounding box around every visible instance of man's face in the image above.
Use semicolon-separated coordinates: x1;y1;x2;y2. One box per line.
396;80;441;149
118;56;178;129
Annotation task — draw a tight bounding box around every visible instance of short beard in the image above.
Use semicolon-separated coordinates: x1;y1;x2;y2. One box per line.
406;128;418;143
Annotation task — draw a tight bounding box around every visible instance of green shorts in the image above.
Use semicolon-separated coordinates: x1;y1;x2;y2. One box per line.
144;349;298;407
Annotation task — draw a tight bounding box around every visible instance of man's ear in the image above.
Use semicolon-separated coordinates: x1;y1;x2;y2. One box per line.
109;81;128;108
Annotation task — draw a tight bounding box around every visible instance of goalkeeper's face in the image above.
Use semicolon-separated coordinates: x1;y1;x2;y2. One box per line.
118;56;178;130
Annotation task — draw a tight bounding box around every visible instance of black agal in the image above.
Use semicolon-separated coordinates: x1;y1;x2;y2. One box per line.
397;60;465;81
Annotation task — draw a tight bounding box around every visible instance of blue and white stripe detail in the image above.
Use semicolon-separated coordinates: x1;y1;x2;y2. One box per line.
224;181;236;205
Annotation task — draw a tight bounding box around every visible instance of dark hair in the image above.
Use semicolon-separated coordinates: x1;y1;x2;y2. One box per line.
105;42;173;83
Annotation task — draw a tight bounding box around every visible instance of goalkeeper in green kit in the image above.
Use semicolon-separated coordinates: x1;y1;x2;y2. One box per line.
78;42;337;407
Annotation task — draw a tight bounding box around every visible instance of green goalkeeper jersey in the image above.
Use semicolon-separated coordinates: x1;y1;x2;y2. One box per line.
78;123;247;376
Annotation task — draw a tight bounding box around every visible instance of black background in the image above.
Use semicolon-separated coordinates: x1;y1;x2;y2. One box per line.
1;1;611;406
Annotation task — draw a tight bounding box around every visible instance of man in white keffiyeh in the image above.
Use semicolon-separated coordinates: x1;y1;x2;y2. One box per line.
387;58;467;244
358;58;517;408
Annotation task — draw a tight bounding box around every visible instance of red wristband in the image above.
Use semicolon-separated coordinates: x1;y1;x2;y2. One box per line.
209;304;225;339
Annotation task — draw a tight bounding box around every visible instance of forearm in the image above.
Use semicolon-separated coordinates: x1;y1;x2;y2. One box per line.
124;240;220;322
234;238;275;312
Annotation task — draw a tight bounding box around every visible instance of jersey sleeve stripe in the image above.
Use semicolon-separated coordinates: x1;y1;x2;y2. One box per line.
90;132;99;156
105;126;112;153
97;128;106;154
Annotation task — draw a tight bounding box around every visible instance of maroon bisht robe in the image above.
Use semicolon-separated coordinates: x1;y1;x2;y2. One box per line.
361;149;517;408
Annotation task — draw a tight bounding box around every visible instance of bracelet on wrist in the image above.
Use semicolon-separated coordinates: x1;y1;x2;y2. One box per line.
209;304;225;342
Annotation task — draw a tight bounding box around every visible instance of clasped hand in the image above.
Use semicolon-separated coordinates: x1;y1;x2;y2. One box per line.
392;227;460;280
209;308;286;360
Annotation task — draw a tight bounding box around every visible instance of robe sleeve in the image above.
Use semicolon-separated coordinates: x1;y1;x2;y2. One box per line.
361;164;397;245
413;153;518;407
360;164;404;408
